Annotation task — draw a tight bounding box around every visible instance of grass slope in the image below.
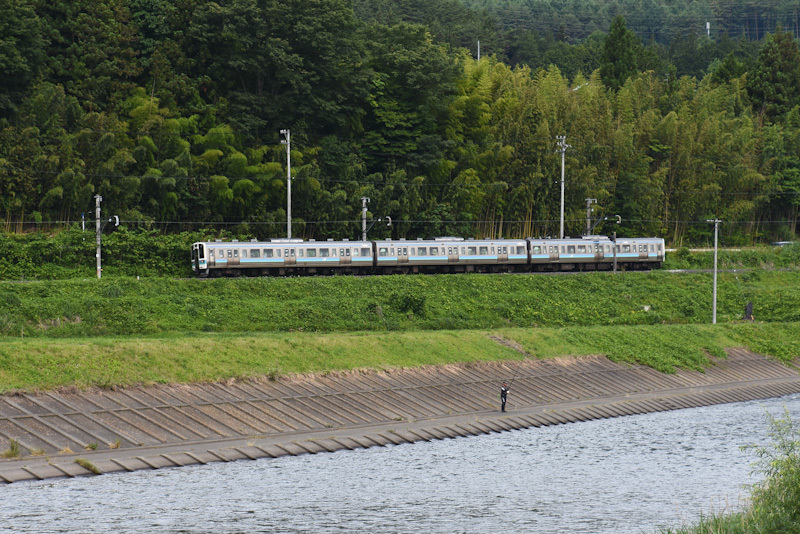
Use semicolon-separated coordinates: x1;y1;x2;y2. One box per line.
1;322;798;394
1;270;799;337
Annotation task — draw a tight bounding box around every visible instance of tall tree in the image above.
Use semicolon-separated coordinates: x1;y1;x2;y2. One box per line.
600;16;640;92
0;0;45;119
747;26;800;122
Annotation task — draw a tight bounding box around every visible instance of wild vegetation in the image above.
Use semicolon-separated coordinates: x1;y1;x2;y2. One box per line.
2;1;800;245
2;270;800;337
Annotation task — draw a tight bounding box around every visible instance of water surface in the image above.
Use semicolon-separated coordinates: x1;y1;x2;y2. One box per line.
2;394;798;533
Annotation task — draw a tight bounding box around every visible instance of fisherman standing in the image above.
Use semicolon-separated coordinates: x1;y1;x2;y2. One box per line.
500;382;509;412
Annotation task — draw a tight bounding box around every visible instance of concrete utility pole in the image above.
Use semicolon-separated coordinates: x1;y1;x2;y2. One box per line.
361;197;370;241
95;195;102;279
612;231;617;273
280;129;291;238
477;40;481;60
707;219;722;324
94;195;120;279
585;198;596;235
556;136;570;238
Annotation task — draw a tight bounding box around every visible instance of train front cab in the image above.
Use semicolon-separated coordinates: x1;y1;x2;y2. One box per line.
191;242;209;277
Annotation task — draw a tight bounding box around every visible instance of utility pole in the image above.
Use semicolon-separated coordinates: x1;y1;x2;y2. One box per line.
95;195;102;279
556;136;570;238
612;231;617;274
280;129;291;238
707;219;721;324
477;40;480;60
585;198;596;235
361;197;370;241
93;195;120;279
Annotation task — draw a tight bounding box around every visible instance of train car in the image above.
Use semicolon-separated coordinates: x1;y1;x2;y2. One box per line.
191;235;665;277
612;236;665;269
527;236;665;271
191;238;374;277
371;237;529;273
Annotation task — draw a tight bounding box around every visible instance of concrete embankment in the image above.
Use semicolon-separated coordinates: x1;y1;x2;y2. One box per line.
2;348;800;484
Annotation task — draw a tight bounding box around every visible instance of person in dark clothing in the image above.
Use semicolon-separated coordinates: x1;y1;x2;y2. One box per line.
500;382;509;412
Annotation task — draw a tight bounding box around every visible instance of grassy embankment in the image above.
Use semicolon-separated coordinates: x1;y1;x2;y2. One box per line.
1;269;799;393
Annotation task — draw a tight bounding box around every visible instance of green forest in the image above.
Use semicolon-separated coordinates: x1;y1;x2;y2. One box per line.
2;0;800;245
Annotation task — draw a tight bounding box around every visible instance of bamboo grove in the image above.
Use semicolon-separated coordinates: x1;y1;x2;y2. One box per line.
2;0;800;245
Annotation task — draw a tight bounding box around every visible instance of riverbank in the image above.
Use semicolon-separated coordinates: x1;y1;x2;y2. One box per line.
2;322;800;393
2;348;799;484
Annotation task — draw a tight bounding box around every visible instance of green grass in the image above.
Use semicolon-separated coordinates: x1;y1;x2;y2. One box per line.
2;270;800;338
1;323;798;394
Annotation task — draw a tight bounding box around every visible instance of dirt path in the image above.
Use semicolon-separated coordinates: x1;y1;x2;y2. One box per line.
2;348;799;484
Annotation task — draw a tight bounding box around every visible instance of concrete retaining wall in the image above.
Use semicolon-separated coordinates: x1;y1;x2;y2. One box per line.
2;348;799;484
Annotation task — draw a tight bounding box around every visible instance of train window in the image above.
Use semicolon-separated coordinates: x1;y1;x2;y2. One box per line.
379;247;388;257
332;248;337;257
306;249;315;257
235;250;239;258
265;249;273;258
227;250;232;258
403;248;408;255
242;249;248;259
277;249;281;258
250;249;259;259
363;248;371;256
561;246;565;253
340;248;345;256
468;246;476;255
623;245;630;253
299;249;305;257
577;245;585;253
209;249;215;258
479;246;488;255
346;249;350;256
491;247;495;254
418;247;427;256
568;245;575;254
411;248;416;255
320;248;329;257
290;249;295;257
461;247;465;254
447;247;452;254
391;248;395;255
431;247;439;255
532;246;540;254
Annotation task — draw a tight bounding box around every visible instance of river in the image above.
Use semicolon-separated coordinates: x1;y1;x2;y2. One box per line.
2;393;799;533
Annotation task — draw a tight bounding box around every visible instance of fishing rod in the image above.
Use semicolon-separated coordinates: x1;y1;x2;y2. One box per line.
507;355;527;391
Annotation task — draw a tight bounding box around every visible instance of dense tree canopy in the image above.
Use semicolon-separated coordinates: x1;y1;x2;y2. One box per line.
1;0;800;245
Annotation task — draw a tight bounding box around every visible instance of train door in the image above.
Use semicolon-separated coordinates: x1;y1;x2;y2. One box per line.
398;246;409;264
638;242;648;261
497;244;508;263
340;247;351;265
284;248;296;266
549;244;559;263
593;241;603;263
447;245;458;264
227;248;240;266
